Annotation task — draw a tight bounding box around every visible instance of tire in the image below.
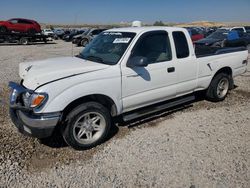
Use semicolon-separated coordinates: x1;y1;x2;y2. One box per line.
0;26;7;33
206;73;231;102
81;38;89;47
19;37;29;45
62;102;111;150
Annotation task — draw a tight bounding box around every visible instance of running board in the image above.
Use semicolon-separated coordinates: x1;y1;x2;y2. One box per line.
122;95;195;122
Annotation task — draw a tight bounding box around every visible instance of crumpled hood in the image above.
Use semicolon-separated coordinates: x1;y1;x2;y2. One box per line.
20;57;110;90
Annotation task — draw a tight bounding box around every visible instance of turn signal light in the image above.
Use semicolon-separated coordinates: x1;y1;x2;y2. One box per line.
31;94;46;108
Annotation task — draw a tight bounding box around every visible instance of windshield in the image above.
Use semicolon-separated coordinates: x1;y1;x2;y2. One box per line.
207;31;228;39
79;32;136;65
81;29;91;36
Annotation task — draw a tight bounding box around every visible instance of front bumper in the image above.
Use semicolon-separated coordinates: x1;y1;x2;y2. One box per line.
9;82;61;138
10;109;60;138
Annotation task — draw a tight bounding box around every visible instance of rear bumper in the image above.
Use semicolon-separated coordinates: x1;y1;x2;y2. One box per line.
9;109;61;138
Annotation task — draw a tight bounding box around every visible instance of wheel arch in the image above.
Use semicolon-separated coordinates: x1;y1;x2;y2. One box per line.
62;94;118;120
213;66;234;89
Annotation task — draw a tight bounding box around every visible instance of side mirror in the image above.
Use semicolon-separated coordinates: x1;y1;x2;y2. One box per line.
127;56;148;68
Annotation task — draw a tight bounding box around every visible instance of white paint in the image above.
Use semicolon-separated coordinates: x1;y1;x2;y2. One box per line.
19;27;248;115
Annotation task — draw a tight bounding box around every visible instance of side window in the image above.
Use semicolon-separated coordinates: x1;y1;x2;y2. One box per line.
18;20;31;24
92;29;100;35
131;31;172;64
17;20;25;24
232;28;244;32
9;19;18;24
245;27;250;33
172;31;189;59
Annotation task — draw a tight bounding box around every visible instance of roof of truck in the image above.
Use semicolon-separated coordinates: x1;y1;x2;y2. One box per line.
107;26;187;34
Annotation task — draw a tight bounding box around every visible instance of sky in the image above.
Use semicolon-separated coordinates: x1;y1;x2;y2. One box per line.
0;0;249;24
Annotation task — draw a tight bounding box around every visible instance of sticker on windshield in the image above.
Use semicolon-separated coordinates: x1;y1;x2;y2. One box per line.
103;32;122;36
113;38;131;43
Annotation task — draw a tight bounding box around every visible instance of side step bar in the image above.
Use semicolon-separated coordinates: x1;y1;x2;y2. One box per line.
122;95;195;122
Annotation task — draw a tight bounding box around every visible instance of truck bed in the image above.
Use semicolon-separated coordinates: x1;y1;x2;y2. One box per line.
195;45;247;58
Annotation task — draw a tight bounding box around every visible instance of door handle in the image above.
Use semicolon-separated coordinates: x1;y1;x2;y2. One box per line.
167;67;175;73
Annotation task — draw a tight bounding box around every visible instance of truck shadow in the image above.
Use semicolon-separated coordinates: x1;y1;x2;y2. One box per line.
40;85;250;151
40;102;195;149
39;86;243;149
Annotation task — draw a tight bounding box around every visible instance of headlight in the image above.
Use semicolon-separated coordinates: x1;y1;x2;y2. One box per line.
22;92;48;108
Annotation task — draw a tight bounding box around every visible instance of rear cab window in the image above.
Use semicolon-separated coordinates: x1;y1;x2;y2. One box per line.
172;31;190;58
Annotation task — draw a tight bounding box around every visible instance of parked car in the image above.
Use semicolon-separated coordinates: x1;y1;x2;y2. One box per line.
204;27;217;37
244;26;250;34
9;27;248;150
0;18;41;34
195;29;249;47
231;27;247;33
72;29;91;46
185;28;204;42
72;28;107;46
42;29;58;40
42;29;54;36
63;30;85;42
53;28;65;38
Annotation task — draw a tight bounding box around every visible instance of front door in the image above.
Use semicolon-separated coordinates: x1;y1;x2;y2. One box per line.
121;31;177;112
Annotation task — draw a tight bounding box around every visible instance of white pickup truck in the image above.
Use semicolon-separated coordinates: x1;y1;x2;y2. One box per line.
9;27;248;150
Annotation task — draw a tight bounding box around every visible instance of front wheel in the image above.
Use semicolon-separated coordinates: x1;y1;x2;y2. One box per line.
62;102;111;150
206;73;231;102
81;38;89;47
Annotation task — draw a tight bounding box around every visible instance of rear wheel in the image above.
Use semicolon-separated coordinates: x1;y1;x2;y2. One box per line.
206;73;230;102
0;26;7;33
19;37;29;45
62;102;111;150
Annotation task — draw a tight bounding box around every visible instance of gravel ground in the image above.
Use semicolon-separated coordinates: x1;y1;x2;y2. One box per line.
0;41;250;188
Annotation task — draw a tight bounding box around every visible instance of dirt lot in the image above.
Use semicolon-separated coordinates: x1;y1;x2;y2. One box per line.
0;41;250;188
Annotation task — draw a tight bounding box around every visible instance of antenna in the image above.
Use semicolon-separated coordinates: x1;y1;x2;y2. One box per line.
71;13;78;57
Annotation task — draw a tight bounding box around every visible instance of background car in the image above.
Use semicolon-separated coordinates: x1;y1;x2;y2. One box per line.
195;29;228;47
244;26;250;34
73;28;107;46
53;28;65;39
195;29;249;47
42;29;54;36
0;18;41;34
185;27;204;42
63;29;86;42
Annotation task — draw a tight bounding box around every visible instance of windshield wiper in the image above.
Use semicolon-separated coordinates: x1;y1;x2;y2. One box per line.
85;55;104;63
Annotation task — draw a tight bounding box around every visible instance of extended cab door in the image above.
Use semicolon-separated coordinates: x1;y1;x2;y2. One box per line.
172;31;198;96
121;31;177;112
